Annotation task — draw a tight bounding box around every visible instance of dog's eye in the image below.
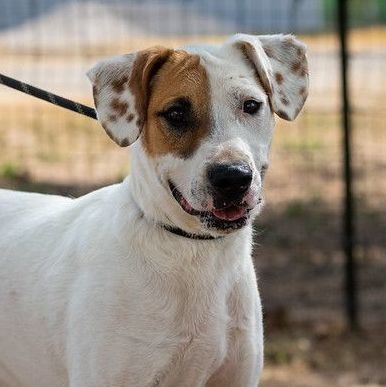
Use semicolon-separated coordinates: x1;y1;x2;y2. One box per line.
164;107;186;126
160;99;192;130
243;100;262;115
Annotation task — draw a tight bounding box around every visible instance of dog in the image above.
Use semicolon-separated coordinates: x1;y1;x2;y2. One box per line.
0;34;308;387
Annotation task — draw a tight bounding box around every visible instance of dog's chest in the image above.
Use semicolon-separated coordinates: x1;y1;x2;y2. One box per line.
112;243;238;384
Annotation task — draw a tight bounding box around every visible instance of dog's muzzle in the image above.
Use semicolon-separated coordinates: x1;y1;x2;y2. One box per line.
169;161;257;232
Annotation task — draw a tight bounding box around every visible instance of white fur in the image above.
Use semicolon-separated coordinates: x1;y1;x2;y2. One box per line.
0;34;308;387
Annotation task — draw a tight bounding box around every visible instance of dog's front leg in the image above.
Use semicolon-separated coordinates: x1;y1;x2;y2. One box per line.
207;262;264;387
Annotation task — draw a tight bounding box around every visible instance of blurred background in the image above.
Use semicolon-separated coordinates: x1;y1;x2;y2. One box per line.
0;0;385;386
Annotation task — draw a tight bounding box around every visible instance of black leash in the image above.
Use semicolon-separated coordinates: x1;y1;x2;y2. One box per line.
0;73;97;120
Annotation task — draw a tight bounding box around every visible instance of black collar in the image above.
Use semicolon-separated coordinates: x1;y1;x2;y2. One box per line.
162;224;222;241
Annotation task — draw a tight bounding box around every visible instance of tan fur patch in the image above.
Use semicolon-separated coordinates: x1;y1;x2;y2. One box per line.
142;50;211;158
211;146;249;165
129;47;173;133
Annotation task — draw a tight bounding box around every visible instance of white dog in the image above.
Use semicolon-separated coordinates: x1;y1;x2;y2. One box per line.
0;34;308;387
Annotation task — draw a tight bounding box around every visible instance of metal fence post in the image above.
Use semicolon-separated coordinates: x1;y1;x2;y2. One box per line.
337;0;359;330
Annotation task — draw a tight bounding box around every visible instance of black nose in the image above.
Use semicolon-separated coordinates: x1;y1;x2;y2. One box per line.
207;163;253;200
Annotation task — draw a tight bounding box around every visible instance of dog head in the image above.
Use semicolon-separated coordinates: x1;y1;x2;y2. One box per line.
88;34;308;236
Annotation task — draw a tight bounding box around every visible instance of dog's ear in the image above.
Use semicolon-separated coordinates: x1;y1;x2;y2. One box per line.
87;47;172;146
228;34;309;121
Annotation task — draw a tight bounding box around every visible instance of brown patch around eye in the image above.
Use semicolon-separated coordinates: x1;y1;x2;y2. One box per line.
275;72;284;84
142;50;210;158
110;98;128;117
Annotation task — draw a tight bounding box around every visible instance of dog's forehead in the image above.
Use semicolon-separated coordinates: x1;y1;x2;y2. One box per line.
185;43;253;79
185;43;267;102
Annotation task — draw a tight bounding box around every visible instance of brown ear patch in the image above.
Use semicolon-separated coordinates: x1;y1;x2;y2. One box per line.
280;97;289;106
111;76;128;93
126;113;134;123
276;110;290;120
275;72;284;84
110;98;128;117
142;50;211;158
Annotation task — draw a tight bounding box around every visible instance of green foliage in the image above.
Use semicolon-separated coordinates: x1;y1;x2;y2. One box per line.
0;162;22;179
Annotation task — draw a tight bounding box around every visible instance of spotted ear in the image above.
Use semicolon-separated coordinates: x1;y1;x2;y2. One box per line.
229;34;309;121
87;47;172;146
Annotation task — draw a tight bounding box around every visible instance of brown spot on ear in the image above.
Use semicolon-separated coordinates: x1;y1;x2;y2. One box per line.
277;110;290;120
280;97;289;106
291;61;302;73
126;113;134;123
143;50;210;158
119;138;130;147
110;98;128;117
275;72;284;84
283;36;295;49
111;76;128;93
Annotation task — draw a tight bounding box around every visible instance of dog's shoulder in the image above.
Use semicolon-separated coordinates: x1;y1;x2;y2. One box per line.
0;188;70;221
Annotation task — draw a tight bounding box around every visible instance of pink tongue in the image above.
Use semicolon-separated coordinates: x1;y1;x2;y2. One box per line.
212;206;247;221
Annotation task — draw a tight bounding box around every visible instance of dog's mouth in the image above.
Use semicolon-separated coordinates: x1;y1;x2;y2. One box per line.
168;181;250;231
